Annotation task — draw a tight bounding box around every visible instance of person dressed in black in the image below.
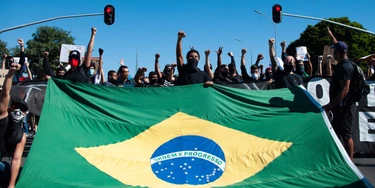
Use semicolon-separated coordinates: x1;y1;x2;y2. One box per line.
0;63;27;188
63;27;97;83
268;38;303;89
324;27;356;160
176;31;213;86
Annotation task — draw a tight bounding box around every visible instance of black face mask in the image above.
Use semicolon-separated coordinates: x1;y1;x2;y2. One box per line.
284;64;294;73
265;72;273;80
187;58;199;73
150;79;158;85
56;75;64;79
221;71;229;78
296;64;305;73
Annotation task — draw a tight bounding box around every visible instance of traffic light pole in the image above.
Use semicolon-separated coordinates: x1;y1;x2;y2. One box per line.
0;13;103;34
282;13;375;35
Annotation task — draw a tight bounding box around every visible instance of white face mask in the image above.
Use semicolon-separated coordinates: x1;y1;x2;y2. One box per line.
251;73;259;80
10;109;25;123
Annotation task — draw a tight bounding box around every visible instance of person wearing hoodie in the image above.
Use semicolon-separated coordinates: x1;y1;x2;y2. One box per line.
176;31;213;86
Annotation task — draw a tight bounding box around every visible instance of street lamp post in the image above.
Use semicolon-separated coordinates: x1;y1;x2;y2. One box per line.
254;10;277;54
235;39;253;65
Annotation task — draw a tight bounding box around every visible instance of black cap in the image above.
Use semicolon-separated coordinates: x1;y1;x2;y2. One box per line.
11;98;28;112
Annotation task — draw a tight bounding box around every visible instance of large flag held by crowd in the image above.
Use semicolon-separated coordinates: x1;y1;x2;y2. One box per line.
17;79;372;187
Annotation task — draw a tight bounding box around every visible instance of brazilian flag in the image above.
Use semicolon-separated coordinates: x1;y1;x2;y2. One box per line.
17;79;372;187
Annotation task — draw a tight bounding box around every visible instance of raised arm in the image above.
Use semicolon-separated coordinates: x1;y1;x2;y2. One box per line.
204;50;214;79
169;63;177;82
254;54;264;67
268;38;278;73
25;62;33;80
83;27;97;68
98;48;104;84
0;63;21;119
154;53;162;79
327;27;338;45
326;55;333;77
240;49;251;81
134;67;147;86
176;31;186;70
316;55;323;76
18;39;25;70
280;41;288;62
215;46;223;67
42;52;54;77
306;53;313;76
1;54;6;69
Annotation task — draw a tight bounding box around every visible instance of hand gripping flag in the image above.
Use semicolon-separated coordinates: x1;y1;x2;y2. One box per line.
17;79;373;188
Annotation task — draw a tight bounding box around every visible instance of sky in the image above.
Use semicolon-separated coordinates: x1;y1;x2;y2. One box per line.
1;0;374;78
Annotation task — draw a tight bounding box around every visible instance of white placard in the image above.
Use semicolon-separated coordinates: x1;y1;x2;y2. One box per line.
13;57;28;64
296;46;308;61
59;44;85;63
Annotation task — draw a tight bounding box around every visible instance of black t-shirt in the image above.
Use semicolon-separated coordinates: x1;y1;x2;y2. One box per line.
63;66;91;83
0;115;23;153
274;68;303;89
178;65;212;85
329;59;355;103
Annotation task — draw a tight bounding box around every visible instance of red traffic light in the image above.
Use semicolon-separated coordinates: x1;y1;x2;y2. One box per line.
106;7;112;13
272;4;282;24
104;5;115;25
275;6;281;12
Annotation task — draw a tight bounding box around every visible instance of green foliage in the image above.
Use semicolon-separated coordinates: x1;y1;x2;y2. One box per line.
8;45;21;57
0;39;9;56
26;26;75;78
286;17;375;74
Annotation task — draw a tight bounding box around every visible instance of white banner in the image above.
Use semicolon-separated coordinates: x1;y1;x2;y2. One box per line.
13;57;28;64
59;44;85;63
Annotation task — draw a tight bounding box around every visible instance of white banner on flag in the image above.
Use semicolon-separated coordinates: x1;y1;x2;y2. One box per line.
59;44;85;63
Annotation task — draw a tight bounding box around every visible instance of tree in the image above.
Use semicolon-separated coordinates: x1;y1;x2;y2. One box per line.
8;45;21;57
0;39;9;56
26;26;75;78
286;17;375;74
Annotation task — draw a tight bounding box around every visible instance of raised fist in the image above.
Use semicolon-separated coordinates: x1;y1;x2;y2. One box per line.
155;54;160;60
141;67;147;72
227;52;233;57
241;49;247;55
92;27;97;35
259;64;264;69
280;41;286;47
178;31;186;39
2;54;7;59
99;48;104;55
257;54;264;60
268;38;275;46
42;52;49;57
205;50;210;56
171;63;177;68
17;39;24;45
9;63;21;71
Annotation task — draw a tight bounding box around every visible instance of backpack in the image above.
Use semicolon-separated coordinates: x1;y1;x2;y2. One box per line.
348;61;370;102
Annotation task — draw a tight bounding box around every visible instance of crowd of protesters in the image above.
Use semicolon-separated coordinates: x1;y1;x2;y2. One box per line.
0;26;374;187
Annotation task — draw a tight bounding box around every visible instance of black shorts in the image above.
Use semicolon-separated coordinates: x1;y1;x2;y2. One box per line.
332;103;356;139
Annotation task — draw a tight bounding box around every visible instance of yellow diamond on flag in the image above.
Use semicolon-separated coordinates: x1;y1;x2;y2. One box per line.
75;112;292;187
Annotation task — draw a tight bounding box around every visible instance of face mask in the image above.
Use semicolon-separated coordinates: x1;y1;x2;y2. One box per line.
150;79;158;85
265;72;273;80
187;58;199;73
89;69;95;76
221;71;229;77
297;65;305;73
70;58;79;68
251;73;259;80
56;75;64;79
284;64;294;73
10;109;25;123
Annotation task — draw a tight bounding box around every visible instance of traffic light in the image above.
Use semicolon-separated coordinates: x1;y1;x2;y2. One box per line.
272;4;282;23
104;5;115;25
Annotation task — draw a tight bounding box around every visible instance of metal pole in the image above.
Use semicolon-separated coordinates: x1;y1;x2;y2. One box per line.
235;39;253;65
282;13;375;35
254;10;277;54
0;13;103;34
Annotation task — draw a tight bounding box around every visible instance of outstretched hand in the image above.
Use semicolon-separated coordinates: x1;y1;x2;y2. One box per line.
215;46;223;56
